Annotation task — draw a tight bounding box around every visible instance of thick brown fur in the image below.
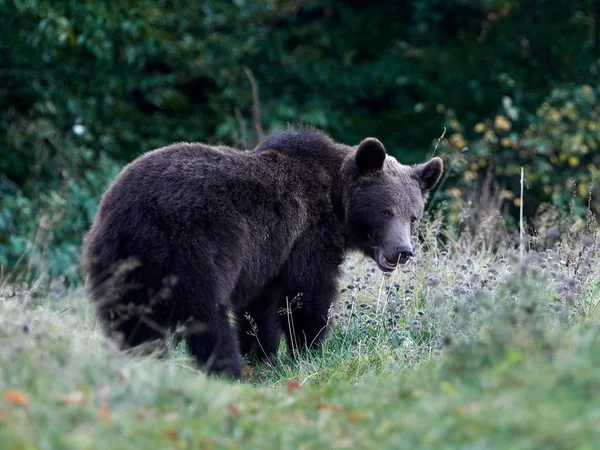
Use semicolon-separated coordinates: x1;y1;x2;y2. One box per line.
83;127;443;379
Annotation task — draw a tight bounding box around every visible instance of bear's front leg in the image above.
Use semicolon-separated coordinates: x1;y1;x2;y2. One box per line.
237;299;282;362
185;304;242;380
279;274;338;356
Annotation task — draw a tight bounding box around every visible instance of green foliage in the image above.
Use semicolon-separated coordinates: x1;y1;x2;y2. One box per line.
444;84;600;218
1;0;598;277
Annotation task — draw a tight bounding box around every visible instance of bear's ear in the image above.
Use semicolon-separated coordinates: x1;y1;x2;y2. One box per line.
355;138;386;174
413;157;443;193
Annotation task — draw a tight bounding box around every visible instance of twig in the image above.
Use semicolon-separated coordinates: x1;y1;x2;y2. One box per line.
243;67;265;147
519;167;524;264
300;372;319;385
431;127;446;158
426;146;468;214
234;107;248;148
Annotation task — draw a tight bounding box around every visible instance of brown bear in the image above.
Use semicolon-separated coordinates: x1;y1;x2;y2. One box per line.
83;127;443;379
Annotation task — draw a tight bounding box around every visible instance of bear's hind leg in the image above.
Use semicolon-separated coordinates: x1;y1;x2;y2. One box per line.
98;306;169;358
89;257;172;359
184;304;242;380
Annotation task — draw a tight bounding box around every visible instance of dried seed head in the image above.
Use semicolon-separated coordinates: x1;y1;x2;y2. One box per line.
426;276;441;287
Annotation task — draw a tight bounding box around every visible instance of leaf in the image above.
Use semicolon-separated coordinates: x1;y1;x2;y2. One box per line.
494;115;512;131
347;412;361;421
99;401;111;421
3;390;29;406
440;381;458;397
228;404;241;418
165;429;179;441
317;402;346;412
286;380;300;392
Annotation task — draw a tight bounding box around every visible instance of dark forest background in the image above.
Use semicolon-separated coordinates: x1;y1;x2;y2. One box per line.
1;0;599;280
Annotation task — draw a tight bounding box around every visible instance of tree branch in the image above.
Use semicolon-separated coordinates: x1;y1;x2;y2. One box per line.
243;67;265;147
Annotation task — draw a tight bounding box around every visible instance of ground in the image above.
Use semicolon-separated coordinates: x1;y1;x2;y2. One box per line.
1;219;600;449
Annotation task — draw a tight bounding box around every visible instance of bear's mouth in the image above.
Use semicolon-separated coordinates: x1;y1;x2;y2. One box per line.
375;250;398;272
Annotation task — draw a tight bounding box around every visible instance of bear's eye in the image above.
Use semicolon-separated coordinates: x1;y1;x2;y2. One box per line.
411;215;418;224
381;209;393;217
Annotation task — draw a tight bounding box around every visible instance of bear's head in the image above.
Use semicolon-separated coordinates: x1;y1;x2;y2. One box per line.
343;138;443;271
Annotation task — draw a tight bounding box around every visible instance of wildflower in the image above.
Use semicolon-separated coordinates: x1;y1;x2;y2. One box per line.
426;276;441;287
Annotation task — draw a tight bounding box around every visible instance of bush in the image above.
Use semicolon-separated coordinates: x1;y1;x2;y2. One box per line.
442;84;600;224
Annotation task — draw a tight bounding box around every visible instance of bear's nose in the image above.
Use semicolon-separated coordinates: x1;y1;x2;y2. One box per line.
396;245;414;259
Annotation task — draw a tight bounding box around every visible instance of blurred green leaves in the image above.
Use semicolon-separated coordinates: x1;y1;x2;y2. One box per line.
444;84;600;219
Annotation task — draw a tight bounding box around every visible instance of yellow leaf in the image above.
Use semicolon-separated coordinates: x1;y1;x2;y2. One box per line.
494;115;511;131
464;170;477;181
474;122;486;133
549;110;561;122
450;133;466;149
502;190;515;200
484;130;498;144
440;381;457;397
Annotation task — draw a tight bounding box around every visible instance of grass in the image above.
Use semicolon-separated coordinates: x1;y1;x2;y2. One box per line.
1;222;600;449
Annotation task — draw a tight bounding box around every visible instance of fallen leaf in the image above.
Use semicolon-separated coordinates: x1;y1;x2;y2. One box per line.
165;429;179;441
347;412;360;421
317;402;346;412
228;404;241;418
286;380;301;392
3;390;29;406
99;401;111;421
